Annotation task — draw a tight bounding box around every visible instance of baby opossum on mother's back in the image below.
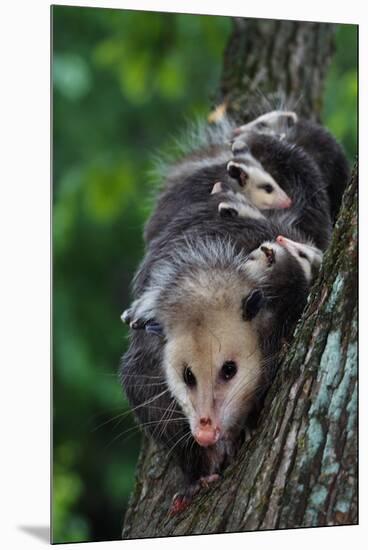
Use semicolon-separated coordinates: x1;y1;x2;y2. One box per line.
234;110;350;221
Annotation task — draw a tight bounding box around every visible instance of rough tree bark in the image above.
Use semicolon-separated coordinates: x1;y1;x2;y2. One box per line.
122;20;357;538
219;19;335;122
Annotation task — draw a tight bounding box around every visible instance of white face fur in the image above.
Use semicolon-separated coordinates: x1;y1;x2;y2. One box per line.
162;295;263;448
227;160;292;210
276;235;323;283
245;237;323;284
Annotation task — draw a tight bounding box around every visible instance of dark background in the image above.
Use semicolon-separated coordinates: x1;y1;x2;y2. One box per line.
52;6;357;543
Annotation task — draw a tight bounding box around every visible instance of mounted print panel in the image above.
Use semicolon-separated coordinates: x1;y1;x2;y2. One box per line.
52;4;357;544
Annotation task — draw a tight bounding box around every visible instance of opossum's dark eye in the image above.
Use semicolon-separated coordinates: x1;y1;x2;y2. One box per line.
242;289;265;321
183;366;196;388
256;121;268;130
259;183;273;194
220;361;237;381
298;251;309;261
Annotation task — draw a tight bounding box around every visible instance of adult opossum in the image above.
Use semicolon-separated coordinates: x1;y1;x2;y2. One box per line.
121;218;321;512
119;112;346;512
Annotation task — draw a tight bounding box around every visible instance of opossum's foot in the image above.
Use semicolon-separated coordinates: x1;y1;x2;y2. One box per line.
170;493;193;516
199;473;221;488
120;307;164;336
121;308;132;325
170;474;221;516
121;308;148;330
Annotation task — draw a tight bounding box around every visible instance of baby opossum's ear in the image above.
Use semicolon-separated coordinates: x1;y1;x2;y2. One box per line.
242;289;265;321
144;320;165;337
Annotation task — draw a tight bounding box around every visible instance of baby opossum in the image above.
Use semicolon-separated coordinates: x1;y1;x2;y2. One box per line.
234;110;298;140
214;186;323;284
234;110;350;221
227;138;292;210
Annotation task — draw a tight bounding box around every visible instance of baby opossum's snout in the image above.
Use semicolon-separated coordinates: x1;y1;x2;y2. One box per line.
276;235;323;283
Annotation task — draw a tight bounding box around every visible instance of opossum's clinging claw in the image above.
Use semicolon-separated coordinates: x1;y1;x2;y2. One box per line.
122;307;164;336
170;493;193;516
130;318;164;336
199;473;221;489
144;320;164;336
169;474;221;516
121;309;131;325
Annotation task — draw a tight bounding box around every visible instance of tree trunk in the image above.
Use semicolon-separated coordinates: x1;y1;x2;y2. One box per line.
122;20;357;538
219;19;335;123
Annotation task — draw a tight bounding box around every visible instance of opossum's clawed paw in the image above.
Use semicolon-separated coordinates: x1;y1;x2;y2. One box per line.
121;309;132;325
144;320;164;336
169;475;221;516
130;318;147;330
218;202;239;218
130;318;164;337
227;161;248;187
199;473;221;489
169;493;193;516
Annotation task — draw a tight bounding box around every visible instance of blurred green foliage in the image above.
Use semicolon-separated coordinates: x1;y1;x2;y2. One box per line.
52;6;357;543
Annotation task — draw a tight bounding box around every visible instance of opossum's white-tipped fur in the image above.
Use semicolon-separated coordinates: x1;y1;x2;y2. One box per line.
129;236;251;324
149;116;235;184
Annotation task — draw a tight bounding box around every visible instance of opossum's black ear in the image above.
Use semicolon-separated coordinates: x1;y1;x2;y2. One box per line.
242;289;265;321
145;320;164;337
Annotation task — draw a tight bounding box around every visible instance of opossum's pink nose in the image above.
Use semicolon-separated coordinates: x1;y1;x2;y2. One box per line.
277;235;296;246
195;420;220;447
283;197;292;208
277;235;296;249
